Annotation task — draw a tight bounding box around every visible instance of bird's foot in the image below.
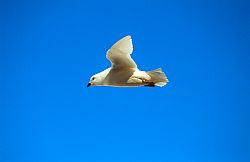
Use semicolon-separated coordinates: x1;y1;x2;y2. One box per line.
144;82;156;87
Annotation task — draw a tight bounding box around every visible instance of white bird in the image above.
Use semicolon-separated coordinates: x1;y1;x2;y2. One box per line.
87;35;169;88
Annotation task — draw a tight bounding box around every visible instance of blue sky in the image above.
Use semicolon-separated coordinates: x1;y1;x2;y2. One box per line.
1;0;249;162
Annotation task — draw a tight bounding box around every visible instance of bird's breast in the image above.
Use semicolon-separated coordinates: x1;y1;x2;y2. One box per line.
103;68;136;86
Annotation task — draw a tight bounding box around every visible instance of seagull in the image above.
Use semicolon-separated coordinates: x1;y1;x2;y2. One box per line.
87;35;169;88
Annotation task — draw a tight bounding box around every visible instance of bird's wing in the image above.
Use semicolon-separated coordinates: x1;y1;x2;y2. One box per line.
106;35;137;69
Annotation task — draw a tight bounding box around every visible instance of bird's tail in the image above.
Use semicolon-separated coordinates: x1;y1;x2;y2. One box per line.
146;68;169;87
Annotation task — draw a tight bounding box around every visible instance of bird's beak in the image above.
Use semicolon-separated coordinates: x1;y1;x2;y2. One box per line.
87;83;91;87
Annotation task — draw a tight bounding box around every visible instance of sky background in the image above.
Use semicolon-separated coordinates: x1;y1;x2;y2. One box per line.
1;0;250;162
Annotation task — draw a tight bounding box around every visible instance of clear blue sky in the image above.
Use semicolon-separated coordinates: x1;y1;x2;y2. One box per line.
1;0;249;162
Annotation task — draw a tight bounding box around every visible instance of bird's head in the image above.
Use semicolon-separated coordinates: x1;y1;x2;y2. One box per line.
87;74;104;87
87;68;111;87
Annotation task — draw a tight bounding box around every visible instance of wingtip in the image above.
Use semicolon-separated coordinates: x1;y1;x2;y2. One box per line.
125;35;131;39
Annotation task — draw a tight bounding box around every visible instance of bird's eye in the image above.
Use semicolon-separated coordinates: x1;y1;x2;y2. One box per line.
92;77;95;81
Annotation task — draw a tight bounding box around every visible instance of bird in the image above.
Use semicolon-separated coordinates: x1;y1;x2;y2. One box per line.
87;35;169;88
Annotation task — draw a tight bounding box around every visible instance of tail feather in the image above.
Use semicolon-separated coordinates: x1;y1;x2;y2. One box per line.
146;68;169;87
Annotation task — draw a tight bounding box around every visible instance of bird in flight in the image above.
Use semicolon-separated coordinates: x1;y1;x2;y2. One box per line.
87;35;169;88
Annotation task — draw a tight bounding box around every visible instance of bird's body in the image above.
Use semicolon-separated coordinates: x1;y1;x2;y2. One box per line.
96;68;151;87
87;35;169;88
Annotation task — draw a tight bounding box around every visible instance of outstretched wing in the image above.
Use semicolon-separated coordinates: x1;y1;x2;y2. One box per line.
106;35;137;69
